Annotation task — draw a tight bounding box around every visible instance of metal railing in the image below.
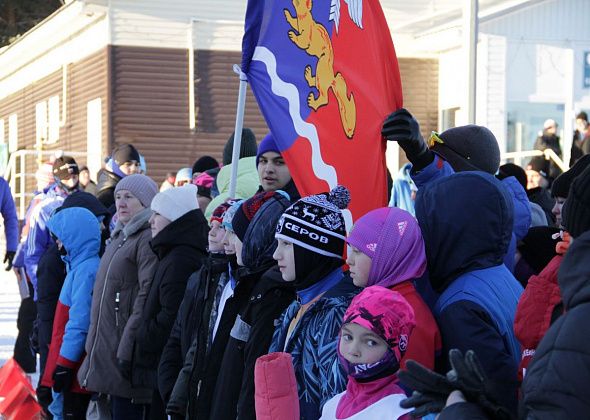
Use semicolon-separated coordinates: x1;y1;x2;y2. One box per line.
3;150;87;220
501;148;568;173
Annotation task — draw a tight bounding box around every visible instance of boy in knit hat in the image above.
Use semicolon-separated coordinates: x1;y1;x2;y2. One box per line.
382;108;531;273
270;186;359;419
345;207;441;372
131;184;209;418
256;133;300;201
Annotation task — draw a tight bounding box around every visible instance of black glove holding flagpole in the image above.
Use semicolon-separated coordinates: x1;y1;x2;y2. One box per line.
382;108;434;172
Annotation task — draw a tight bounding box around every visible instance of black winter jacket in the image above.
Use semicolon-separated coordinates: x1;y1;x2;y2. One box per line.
95;169;121;210
157;252;227;403
186;263;268;419
209;265;295;420
131;209;208;388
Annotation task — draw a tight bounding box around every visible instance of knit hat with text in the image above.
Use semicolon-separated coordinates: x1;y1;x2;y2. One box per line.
275;185;350;258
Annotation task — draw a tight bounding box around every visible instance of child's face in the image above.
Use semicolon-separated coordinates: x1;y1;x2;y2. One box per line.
273;239;296;282
208;221;226;253
223;230;237;255
346;245;373;287
339;323;388;365
231;234;244;266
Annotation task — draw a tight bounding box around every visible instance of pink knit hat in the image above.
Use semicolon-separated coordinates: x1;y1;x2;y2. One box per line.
343;286;415;360
346;207;426;288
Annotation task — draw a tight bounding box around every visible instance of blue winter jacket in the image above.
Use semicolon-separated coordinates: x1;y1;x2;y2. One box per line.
46;207;101;366
269;274;358;420
415;171;523;412
411;154;531;271
0;177;18;252
25;184;67;298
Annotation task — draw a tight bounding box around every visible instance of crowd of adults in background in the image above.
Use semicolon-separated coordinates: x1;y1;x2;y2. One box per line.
0;106;588;420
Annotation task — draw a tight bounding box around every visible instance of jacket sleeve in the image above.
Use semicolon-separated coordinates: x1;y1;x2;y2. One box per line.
117;235;158;361
58;262;97;366
237;293;293;420
410;154;455;190
0;179;19;252
253;352;300;420
134;258;197;356
24;203;52;294
166;335;198;416
438;402;490;420
437;300;519;413
158;272;202;404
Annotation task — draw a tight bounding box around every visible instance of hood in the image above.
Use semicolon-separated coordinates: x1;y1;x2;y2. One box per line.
47;207;101;265
501;176;531;240
59;191;110;219
399;162;413;181
151;209;209;259
558;230;590;309
415;172;513;292
242;192;291;269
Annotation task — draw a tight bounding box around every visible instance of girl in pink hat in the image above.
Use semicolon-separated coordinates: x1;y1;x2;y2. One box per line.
346;207;441;371
320;286;415;419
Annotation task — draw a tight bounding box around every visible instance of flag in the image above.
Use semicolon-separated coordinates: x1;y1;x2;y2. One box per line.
242;0;402;220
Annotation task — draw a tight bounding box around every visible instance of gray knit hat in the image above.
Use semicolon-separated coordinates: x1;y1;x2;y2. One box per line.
114;174;158;207
222;128;257;165
431;125;501;174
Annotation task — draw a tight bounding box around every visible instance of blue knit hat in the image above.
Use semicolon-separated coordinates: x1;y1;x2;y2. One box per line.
256;133;281;166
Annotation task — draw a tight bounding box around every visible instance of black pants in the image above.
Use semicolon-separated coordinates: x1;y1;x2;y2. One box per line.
63;391;91;419
13;282;37;373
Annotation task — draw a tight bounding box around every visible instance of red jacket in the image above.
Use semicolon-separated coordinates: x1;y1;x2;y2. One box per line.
514;255;563;382
392;281;442;370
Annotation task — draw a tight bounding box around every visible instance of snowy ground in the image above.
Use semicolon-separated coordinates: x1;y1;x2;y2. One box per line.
0;268;39;385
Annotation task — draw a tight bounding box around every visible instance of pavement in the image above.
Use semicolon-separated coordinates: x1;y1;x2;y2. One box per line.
0;268;39;386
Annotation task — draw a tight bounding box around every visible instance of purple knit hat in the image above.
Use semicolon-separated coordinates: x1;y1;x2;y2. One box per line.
346;207;426;288
256;133;280;166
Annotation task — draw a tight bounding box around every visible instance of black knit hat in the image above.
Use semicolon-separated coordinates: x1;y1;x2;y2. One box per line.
275;186;350;258
562;165;590;238
518;226;560;273
192;155;219;174
527;156;550;178
432;125;501;174
113;143;140;166
552;154;590;199
222;128;257;165
497;163;527;191
52;156;79;180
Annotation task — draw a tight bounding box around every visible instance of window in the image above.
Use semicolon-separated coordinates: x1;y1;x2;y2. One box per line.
35;96;60;145
48;96;60;143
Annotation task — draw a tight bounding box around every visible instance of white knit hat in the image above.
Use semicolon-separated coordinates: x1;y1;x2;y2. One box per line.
151;184;199;222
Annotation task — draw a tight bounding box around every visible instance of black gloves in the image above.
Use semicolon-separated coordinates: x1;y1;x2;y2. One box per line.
117;358;132;381
382;108;434;171
447;349;514;420
398;360;456;418
4;251;15;271
52;365;74;393
399;350;514;420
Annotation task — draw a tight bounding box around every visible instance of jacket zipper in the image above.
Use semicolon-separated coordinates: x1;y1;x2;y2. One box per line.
82;238;126;388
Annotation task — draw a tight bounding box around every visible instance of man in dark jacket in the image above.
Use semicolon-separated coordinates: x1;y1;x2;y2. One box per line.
131;185;208;420
414;172;523;412
96;143;141;210
157;201;231;404
208;191;295;420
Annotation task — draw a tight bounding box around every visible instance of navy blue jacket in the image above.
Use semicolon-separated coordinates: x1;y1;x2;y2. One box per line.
415;171;523;412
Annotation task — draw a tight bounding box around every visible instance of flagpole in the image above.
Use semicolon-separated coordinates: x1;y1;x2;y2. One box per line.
228;65;248;199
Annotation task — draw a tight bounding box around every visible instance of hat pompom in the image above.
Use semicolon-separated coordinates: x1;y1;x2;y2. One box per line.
328;185;350;210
